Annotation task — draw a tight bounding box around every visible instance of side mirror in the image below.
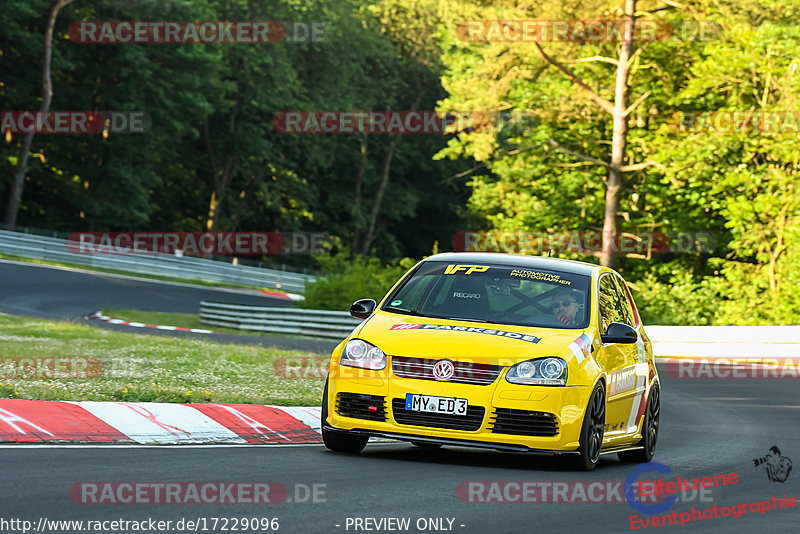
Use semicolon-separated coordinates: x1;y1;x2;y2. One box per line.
350;298;376;319
601;322;638;344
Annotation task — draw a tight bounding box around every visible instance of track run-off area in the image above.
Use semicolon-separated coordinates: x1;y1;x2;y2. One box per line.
0;261;797;533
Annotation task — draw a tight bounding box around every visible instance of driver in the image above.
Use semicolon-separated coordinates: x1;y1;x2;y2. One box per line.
550;287;580;326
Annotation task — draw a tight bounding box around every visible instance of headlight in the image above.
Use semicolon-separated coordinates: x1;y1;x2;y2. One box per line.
506;358;567;386
340;339;387;370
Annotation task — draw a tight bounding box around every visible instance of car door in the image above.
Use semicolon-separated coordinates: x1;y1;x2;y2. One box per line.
596;273;638;435
612;274;652;435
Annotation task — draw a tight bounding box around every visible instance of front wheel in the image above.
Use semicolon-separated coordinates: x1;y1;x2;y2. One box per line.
321;378;369;454
572;382;606;471
618;383;660;463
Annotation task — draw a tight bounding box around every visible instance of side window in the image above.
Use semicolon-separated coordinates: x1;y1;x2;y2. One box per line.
598;275;625;333
613;276;637;327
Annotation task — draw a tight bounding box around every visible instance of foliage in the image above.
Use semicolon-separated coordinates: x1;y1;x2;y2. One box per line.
2;0;800;324
434;0;800;325
0;0;469;266
300;250;417;310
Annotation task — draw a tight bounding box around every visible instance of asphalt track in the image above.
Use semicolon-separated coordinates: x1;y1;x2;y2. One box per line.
0;260;338;353
2;369;798;534
1;261;798;533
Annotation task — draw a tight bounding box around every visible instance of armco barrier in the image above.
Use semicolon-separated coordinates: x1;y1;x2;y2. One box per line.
0;230;313;293
646;326;800;358
198;303;800;353
200;301;361;339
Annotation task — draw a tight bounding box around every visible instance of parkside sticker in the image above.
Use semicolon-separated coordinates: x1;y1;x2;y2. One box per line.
609;367;637;395
390;323;541;343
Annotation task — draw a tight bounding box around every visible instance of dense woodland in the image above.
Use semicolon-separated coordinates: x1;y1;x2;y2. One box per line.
2;0;799;325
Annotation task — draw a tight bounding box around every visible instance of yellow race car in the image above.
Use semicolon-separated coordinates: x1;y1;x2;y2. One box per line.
321;253;660;470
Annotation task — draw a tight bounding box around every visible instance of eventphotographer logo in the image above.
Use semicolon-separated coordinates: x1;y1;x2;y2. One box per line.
753;446;793;483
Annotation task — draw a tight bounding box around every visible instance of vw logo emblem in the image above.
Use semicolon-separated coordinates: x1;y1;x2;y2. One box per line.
433;359;455;381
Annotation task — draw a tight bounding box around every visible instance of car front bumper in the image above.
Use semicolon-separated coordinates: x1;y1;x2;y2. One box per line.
326;360;593;452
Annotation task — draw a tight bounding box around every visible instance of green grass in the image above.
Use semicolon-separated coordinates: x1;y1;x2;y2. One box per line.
0;313;328;405
0;253;290;294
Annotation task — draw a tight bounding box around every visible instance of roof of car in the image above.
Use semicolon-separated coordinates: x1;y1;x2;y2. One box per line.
424;252;604;276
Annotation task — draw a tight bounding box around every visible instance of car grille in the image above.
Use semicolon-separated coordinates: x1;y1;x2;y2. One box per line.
391;398;485;431
392;356;502;385
336;393;387;422
489;408;559;437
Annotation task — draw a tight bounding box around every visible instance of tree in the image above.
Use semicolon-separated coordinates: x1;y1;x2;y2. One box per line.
4;0;74;227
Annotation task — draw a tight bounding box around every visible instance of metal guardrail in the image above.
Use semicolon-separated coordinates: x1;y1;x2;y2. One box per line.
200;301;361;339
199;302;800;353
646;326;800;358
0;230;314;293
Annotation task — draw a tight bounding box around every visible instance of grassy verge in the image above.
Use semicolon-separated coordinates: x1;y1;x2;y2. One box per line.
0;313;327;405
0;253;289;294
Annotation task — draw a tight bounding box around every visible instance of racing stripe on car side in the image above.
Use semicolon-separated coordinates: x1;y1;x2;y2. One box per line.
626;365;648;433
633;366;657;427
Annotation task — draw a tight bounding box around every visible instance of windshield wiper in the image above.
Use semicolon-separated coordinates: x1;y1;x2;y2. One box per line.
384;306;433;318
422;313;488;323
385;307;489;323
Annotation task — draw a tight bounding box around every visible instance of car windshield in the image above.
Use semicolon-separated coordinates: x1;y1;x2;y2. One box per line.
384;261;591;329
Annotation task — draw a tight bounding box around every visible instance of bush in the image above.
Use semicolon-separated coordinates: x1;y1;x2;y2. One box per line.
300;251;418;311
630;270;719;326
631;248;800;326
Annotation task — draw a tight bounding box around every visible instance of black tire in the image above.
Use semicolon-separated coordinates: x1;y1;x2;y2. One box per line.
321;378;369;454
618;383;660;463
410;441;442;449
572;382;606;471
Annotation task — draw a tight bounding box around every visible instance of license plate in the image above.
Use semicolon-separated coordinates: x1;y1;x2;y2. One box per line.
405;394;468;416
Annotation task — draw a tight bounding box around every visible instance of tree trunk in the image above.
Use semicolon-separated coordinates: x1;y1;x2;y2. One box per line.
204;114;239;232
360;133;400;256
351;133;368;259
600;0;636;268
3;0;74;227
359;77;425;257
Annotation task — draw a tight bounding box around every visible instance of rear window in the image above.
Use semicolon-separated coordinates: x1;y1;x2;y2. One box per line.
384;261;591;329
